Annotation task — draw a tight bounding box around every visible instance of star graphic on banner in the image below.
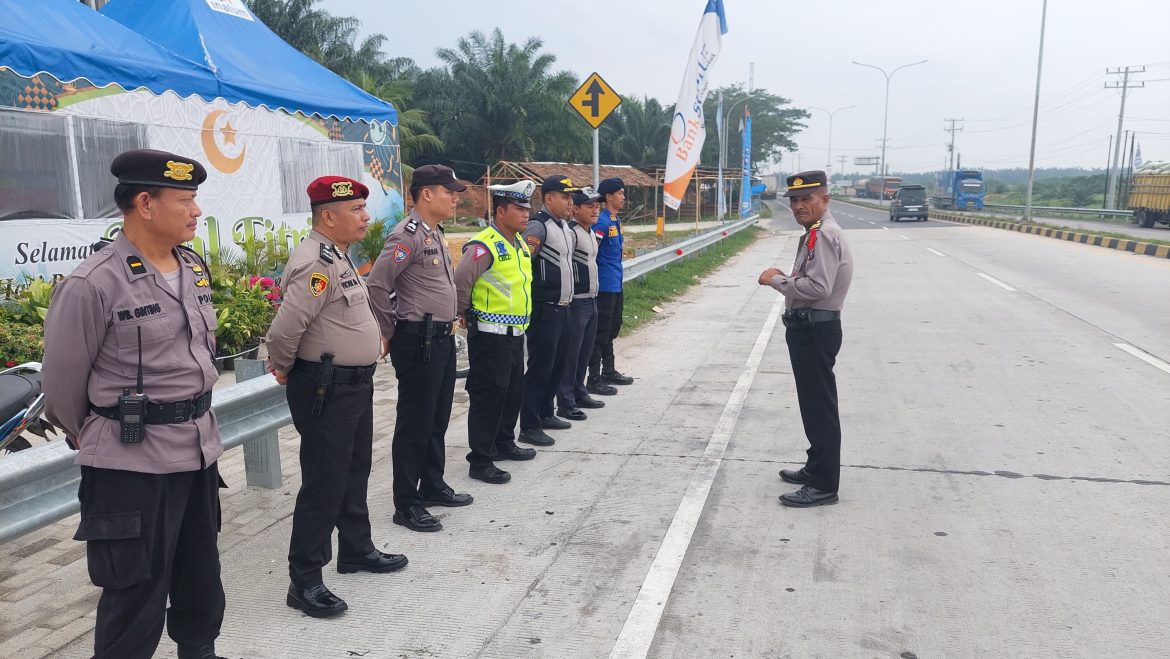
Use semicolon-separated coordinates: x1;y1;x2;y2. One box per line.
220;121;238;146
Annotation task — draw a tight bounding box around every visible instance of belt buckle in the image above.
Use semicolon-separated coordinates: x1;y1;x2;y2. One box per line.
172;399;189;423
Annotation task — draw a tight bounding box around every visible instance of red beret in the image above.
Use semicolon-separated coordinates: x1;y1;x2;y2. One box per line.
307;176;369;207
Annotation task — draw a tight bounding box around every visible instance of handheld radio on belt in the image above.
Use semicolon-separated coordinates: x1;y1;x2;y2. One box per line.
118;326;149;443
312;353;335;416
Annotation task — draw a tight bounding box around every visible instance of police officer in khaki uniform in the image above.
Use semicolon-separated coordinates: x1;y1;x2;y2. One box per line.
367;164;473;533
266;176;407;618
42;149;228;659
759;170;854;508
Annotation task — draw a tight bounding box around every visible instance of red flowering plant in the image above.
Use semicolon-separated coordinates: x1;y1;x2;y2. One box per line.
247;275;283;306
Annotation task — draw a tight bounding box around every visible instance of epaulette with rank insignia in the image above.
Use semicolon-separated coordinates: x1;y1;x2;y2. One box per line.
404;219;418;234
436;223;445;233
318;242;335;264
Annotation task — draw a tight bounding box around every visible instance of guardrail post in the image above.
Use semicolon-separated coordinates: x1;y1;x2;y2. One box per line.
234;359;282;489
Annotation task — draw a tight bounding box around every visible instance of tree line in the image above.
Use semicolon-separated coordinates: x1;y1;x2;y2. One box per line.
245;0;807;182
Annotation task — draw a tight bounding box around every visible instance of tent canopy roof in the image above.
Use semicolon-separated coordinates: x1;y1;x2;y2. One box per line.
487;161;658;188
100;0;395;123
0;0;220;99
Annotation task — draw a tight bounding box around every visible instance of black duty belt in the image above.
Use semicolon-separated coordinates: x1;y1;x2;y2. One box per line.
782;308;841;327
293;358;377;384
91;391;212;424
395;319;455;336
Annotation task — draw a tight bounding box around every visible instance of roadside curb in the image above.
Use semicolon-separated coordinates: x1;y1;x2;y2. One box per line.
930;211;1170;260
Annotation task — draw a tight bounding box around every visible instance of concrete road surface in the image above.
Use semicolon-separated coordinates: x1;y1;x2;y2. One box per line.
3;200;1167;658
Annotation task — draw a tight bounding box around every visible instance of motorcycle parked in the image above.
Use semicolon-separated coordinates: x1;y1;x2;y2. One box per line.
0;362;57;453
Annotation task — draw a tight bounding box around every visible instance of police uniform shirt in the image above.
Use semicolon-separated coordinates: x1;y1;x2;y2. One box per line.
570;221;600;299
594;207;625;293
453;223;524;315
523;207;576;305
769;211;854;311
264;230;381;371
367;209;457;338
42;232;223;474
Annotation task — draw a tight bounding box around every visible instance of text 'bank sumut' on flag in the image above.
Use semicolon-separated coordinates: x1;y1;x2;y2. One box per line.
663;0;728;211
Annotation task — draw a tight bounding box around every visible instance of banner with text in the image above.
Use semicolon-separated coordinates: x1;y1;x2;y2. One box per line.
662;0;727;210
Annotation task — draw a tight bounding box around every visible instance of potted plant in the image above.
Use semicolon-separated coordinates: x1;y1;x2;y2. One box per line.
211;272;278;371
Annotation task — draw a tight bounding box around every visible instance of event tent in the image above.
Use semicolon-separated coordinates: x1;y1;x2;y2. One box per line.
100;0;396;123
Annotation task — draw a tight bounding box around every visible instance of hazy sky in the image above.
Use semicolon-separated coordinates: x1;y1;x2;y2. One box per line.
324;0;1170;175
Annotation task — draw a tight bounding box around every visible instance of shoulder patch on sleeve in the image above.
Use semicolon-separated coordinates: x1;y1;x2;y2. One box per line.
526;235;542;251
392;243;411;263
309;272;329;296
472;244;490;260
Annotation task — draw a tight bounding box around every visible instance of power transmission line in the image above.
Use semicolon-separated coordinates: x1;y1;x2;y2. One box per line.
1105;65;1145;208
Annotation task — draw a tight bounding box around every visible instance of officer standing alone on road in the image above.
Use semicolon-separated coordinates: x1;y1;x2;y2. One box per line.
587;177;633;395
758;170;854;507
454;181;541;484
367;164;473;533
556;186;607;420
266;176;408;618
519;175;581;447
42;149;228;659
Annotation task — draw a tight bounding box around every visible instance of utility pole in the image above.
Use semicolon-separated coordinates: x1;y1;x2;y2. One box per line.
944;118;964;172
1104;65;1145;209
837;155;848;179
1022;0;1048;223
1102;134;1113;209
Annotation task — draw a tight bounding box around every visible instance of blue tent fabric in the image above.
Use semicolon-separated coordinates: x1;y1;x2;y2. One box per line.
100;0;397;124
0;0;220;99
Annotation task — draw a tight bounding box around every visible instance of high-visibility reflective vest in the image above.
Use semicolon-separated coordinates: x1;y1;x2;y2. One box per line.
468;225;533;329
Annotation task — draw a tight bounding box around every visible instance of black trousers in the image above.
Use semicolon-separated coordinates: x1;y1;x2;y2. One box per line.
589;291;624;374
286;366;376;588
557;297;598;409
521;302;570;430
389;332;454;509
785;320;844;493
465;331;524;467
75;464;224;659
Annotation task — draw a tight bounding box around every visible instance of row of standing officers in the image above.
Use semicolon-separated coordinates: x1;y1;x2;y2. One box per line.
43;148;638;657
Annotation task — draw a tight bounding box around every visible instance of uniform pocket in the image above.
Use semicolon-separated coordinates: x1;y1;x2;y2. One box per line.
114;315;181;377
341;286;371;324
73;511;151;589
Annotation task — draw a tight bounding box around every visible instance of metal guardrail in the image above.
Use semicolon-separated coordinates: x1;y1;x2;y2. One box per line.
622;214;758;283
982;204;1134;220
0;218;759;544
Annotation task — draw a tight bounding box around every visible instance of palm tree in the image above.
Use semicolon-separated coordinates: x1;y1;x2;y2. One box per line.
604;96;673;168
353;70;443;166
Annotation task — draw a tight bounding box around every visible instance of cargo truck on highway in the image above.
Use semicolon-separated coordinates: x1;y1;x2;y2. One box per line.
1127;162;1170;228
865;176;902;200
932;169;985;210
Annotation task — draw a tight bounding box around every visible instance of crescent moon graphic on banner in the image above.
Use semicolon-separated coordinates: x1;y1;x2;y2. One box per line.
201;110;246;173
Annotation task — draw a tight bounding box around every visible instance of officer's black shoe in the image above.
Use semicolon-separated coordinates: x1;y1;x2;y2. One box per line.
496;445;537;461
540;415;572;430
557;407;587;421
602;370;634;385
518;428;555;446
420;486;474;507
337;550;409;574
176;643;227;659
576;394;605;409
586;376;619;396
779;485;839;508
779;468;809;485
469;463;512;484
286;583;348;618
393;505;443;532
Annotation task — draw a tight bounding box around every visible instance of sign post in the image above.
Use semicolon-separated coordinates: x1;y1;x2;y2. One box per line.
568;72;622;188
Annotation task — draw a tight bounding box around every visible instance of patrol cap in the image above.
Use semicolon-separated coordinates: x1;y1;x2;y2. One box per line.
597;177;625;196
784;170;828;197
572;186;601;206
412;164;467;192
489;180;536;208
110;149;207;191
541;175;582;194
307;175;369;207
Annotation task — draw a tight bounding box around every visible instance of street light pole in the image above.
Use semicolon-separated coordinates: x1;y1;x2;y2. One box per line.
852;59;926;197
1023;0;1048;222
809;105;855;182
719;96;750;219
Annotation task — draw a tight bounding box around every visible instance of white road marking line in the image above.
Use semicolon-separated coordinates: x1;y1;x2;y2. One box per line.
609;294;786;659
1113;343;1170;374
898;234;910;240
881;226;890;230
926;247;945;256
977;272;1016;291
